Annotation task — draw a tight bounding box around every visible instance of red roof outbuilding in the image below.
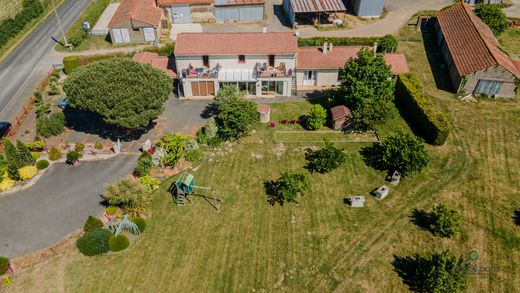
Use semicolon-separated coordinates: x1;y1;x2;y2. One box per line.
133;52;177;78
108;0;162;28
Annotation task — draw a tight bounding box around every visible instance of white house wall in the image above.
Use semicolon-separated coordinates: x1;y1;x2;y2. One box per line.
296;69;340;89
176;54;296;72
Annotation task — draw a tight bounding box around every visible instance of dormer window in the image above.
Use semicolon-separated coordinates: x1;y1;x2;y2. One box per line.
238;55;245;64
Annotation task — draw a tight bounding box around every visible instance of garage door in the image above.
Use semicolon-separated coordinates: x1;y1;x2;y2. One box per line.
215;6;263;22
143;27;156;42
191;81;215;96
112;28;131;44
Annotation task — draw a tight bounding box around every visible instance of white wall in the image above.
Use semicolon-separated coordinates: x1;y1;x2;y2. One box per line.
176;54;296;72
296;69;340;89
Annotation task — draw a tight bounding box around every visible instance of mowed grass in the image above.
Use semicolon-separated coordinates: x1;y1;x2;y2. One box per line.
499;27;520;60
8;33;520;293
0;0;22;21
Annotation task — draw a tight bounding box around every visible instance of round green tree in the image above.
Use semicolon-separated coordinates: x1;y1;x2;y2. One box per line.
305;140;346;173
416;250;468;292
108;234;130;252
265;172;309;206
63;58;172;129
305;104;327;130
475;4;508;36
429;204;462;238
214;86;258;140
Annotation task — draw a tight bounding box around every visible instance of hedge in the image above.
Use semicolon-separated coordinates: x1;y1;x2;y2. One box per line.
63;0;110;47
298;35;398;53
395;73;451;145
0;0;44;49
108;234;130;252
63;53;131;74
76;228;111;256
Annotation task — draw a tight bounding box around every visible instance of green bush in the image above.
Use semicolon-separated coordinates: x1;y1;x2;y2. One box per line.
83;215;104;233
66;150;82;164
94;141;104;150
0;0;44;49
0;256;9;275
31;152;41;160
143;43;175;56
214;86;259;140
76;228;111;256
25;140;45;151
395;74;451;145
135;152;153;176
305;140;346;173
139;175;161;192
475;4;508;35
108;234;130;252
132;217;147;233
106;206;118;216
16;140;35;166
48;147;62;161
298;35;398;53
305;104;327;130
429;205;462;238
36;112;66;138
378;34;398;53
36;159;49;170
75;142;85;152
63;0;110;47
63;53;129;74
102;179;150;214
265;172;309;206
157;133;190;167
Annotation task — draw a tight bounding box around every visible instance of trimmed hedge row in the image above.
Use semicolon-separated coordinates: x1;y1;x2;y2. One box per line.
0;0;44;49
297;35;398;53
63;53;130;73
64;0;110;47
395;73;451;145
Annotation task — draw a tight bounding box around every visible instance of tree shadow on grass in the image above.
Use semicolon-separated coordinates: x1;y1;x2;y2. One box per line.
392;254;423;292
410;208;432;232
64;108;154;142
264;180;283;206
359;143;386;172
421;31;454;93
393;99;436;145
513;209;520;226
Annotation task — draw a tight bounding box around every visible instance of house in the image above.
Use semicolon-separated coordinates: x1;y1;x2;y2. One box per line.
214;0;264;22
330;105;353;130
296;43;409;90
349;0;384;18
174;32;297;98
462;0;503;4
132;52;177;78
158;0;214;23
108;0;163;44
436;3;519;98
282;0;346;26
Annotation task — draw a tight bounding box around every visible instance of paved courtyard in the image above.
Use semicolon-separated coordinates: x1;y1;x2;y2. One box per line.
0;155;137;257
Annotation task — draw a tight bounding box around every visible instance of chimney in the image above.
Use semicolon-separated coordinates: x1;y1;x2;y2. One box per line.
373;42;378;53
323;41;328;54
329;42;333;52
262;26;267;33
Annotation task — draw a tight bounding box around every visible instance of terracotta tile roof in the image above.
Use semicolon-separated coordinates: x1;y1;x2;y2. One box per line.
158;0;213;5
175;32;298;55
330;105;352;121
437;3;519;77
296;46;362;69
214;0;264;6
133;52;177;78
108;0;162;28
383;53;409;74
514;60;520;74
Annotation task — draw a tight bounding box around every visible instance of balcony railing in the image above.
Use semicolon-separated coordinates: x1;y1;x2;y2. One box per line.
254;63;293;78
181;64;221;79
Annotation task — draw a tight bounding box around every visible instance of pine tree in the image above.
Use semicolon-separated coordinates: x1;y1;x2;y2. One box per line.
16;140;35;166
3;139;21;168
7;162;20;181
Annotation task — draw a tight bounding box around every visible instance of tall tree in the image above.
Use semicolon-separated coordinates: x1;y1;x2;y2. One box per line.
265;172;309;206
475;4;508;36
339;48;394;128
16;140;35;166
214;86;258;140
63;58;172;129
416;250;468;292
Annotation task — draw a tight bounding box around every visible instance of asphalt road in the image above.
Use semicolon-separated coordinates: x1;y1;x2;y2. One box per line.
0;155;137;258
0;0;92;121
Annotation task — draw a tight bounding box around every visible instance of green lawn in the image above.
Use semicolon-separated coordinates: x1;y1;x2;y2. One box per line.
7;22;520;293
0;0;22;21
499;27;520;60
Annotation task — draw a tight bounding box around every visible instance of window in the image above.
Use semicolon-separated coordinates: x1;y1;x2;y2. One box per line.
133;28;140;32
268;55;275;67
474;79;502;96
202;55;209;67
261;81;284;96
191;81;215;96
238;55;245;64
219;82;256;95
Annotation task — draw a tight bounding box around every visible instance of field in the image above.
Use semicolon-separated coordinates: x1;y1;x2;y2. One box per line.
6;24;520;293
0;0;23;21
499;27;520;60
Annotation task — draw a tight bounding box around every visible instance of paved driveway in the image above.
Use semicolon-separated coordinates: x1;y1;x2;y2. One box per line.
0;155;137;258
504;0;520;18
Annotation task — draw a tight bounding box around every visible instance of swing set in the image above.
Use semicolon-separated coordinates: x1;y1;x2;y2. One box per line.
169;172;222;212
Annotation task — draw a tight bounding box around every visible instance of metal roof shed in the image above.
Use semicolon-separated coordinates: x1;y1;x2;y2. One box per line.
282;0;346;25
215;0;265;22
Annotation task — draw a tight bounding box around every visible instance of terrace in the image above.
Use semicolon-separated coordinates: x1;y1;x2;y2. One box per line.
254;62;293;78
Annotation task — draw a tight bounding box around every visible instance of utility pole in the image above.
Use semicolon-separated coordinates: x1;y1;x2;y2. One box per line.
51;0;70;48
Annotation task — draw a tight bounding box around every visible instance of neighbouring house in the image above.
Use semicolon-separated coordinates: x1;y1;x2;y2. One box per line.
349;0;384;18
296;43;409;90
436;3;519;98
330;105;353;130
462;0;503;4
214;0;265;22
282;0;346;27
108;0;163;45
158;0;214;23
132;52;177;79
174;32;298;98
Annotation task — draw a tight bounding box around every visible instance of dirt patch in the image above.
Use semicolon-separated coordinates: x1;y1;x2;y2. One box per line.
271;143;286;159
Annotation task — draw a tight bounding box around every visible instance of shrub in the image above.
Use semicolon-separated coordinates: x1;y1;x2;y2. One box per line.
108;234;130;252
185;149;203;162
36;159;49;170
264;172;309;206
102;179;150;214
63;58;172;129
36;112;66;138
3;140;21;169
0;178;15;191
33;91;43;103
144;43;175;56
31;152;41;160
196;128;208;145
63;53;128;74
139;175;161;192
204;117;219;138
305;104;327;130
6;164;20;181
378;34;398;52
298;36;398;51
94;141;104;150
157;133;189;167
76;228;111;256
75;142;85;152
214;86;259;140
17;140;35;166
49;147;62;161
475;4;508;35
135;154;153;176
66;150;82;164
429;205;462;238
106;206;118;216
0;257;9;276
63;0;110;47
25;140;45;151
395;74;450;145
132;217;147;233
83;215;104;232
0;0;44;49
305;140;346;173
19;166;38;180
